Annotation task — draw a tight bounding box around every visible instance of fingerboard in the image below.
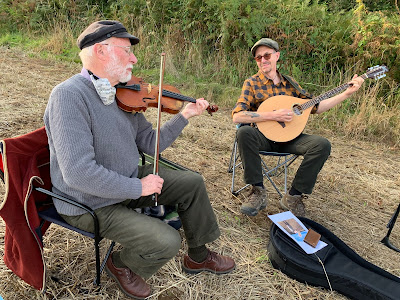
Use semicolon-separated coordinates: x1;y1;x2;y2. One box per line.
301;73;368;110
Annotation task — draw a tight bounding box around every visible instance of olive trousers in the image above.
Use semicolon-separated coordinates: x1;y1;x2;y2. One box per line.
236;125;331;194
61;164;220;279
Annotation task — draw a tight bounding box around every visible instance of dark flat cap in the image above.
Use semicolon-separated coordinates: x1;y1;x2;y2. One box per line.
251;38;279;57
77;20;139;50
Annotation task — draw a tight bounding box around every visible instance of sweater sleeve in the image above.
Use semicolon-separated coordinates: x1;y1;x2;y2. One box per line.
134;112;189;155
45;87;143;200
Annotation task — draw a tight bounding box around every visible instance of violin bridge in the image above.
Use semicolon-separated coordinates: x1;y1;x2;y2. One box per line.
147;84;152;94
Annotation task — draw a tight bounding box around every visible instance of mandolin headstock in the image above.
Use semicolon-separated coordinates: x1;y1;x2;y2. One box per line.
365;65;389;80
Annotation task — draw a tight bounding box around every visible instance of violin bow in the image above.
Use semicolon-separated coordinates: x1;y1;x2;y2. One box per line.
152;53;166;206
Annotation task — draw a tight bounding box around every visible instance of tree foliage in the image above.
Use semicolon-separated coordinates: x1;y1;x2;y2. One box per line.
0;0;399;86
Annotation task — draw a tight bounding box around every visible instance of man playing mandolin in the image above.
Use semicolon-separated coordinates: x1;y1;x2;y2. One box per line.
232;38;364;217
44;20;235;299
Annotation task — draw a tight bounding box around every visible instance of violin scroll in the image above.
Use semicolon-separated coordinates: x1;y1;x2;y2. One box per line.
206;104;218;116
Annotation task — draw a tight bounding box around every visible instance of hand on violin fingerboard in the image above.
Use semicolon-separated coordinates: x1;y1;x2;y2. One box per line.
181;98;209;119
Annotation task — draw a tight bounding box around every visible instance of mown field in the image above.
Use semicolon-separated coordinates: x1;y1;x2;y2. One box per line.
0;46;399;300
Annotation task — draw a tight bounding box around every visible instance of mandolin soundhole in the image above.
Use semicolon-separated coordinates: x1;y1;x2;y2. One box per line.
292;104;303;116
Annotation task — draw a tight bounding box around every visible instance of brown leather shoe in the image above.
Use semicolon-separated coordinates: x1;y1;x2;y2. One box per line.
105;254;151;299
182;250;235;274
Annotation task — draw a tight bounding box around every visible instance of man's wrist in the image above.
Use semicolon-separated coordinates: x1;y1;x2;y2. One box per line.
181;110;191;119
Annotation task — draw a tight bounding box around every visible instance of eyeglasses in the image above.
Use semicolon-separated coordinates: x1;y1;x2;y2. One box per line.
255;52;276;62
100;44;134;55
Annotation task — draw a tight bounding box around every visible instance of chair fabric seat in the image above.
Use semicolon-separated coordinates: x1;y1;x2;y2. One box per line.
259;151;292;157
38;205;96;239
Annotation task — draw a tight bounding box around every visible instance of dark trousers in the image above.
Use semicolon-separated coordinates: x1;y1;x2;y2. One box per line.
236;125;331;194
62;164;220;278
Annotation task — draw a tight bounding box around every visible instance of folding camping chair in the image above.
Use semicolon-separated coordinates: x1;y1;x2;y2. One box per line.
0;135;186;287
0;140;133;286
228;125;298;197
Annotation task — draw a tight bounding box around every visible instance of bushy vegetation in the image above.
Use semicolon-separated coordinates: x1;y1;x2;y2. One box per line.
1;0;399;145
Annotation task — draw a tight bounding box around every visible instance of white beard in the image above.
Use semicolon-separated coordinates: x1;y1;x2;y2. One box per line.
105;51;133;83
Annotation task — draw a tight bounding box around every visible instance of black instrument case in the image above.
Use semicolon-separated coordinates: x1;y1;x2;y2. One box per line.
268;217;400;300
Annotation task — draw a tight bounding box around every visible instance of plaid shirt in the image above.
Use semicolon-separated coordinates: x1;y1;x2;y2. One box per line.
232;71;315;116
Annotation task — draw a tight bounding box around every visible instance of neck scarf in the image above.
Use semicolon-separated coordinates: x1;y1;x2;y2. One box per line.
89;74;116;106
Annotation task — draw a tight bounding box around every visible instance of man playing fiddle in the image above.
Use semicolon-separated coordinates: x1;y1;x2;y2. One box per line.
44;20;235;299
232;38;365;217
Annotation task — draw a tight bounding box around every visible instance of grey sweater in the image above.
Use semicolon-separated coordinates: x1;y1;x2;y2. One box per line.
44;74;188;216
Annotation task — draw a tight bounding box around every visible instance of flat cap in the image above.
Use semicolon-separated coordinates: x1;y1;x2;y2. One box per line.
77;20;139;50
251;38;279;57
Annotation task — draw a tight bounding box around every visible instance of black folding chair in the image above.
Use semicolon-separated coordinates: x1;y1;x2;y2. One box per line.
228;125;298;197
0;137;188;287
0;141;130;286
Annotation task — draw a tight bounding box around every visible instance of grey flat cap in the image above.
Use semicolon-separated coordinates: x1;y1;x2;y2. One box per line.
251;38;279;56
77;20;139;50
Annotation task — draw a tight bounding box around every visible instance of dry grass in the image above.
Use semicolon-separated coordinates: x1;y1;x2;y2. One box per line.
1;46;399;299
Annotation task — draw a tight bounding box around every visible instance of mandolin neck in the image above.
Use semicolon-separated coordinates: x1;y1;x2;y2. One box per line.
301;73;368;110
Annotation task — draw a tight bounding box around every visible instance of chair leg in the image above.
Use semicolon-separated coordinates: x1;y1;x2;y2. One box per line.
93;241;116;286
261;159;282;197
94;237;101;286
230;140;240;195
283;158;288;194
381;203;400;252
280;154;298;196
260;154;298;198
231;154;251;195
227;139;237;173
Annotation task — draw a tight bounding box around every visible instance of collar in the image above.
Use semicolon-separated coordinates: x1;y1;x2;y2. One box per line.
87;69;100;80
80;68;104;81
257;70;285;85
80;68;92;81
82;68;123;87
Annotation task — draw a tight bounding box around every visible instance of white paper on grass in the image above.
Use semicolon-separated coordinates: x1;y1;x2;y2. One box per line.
268;211;327;254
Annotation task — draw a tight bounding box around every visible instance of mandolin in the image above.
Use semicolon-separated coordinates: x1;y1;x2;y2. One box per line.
256;65;389;142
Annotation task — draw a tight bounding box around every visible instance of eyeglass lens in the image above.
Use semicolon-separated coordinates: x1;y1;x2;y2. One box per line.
255;53;274;62
101;44;133;55
113;45;133;55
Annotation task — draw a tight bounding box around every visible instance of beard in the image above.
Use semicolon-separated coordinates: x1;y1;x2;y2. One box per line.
105;51;133;83
261;62;272;74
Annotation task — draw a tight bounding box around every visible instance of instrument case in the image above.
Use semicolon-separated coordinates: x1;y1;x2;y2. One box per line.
268;217;400;300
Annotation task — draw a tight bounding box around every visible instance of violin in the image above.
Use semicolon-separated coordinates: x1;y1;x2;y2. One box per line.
115;76;218;115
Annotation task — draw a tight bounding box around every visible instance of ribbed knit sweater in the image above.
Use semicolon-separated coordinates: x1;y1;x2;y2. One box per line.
44;74;188;216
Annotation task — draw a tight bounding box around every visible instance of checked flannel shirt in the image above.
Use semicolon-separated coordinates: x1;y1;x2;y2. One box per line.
232;71;315;117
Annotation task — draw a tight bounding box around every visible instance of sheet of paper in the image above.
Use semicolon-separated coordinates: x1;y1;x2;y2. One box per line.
268;211;327;254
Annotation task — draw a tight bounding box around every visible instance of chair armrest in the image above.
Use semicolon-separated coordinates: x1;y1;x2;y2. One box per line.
35;187;94;213
35;187;101;241
143;153;199;173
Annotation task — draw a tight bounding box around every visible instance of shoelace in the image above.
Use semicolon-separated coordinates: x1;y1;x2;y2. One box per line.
207;250;219;263
119;268;136;284
297;195;308;204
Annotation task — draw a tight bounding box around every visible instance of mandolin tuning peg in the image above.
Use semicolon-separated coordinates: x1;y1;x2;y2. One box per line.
368;65;379;71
